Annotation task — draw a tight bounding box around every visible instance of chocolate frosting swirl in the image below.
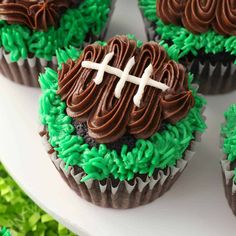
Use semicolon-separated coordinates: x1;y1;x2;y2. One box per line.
157;0;185;25
213;0;236;36
57;36;194;143
157;0;236;36
0;0;80;31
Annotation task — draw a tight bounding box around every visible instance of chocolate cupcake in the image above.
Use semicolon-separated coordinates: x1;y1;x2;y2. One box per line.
0;0;115;87
221;104;236;216
39;35;206;208
138;0;236;94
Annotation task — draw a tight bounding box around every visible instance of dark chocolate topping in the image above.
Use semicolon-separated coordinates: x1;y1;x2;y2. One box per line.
157;0;236;36
57;36;194;143
0;0;80;31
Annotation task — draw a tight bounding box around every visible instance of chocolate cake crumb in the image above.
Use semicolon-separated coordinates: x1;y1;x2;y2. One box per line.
72;119;137;152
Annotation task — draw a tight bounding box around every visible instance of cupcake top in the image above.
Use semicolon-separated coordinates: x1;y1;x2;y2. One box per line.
40;35;206;181
57;35;194;143
139;0;236;62
0;0;80;31
0;0;112;61
157;0;236;36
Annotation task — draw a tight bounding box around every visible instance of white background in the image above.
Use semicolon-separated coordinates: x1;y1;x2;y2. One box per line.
1;0;236;235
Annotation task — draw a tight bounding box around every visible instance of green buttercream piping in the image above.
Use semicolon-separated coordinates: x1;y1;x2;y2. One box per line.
138;0;236;64
126;34;143;48
222;104;236;182
39;42;206;182
0;227;11;236
0;0;111;62
56;47;82;70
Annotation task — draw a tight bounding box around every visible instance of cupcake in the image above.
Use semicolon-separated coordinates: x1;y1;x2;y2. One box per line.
0;0;115;87
221;104;236;216
138;0;236;94
39;35;206;208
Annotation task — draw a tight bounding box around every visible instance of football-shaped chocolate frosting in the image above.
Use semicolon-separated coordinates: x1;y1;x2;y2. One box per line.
57;36;194;143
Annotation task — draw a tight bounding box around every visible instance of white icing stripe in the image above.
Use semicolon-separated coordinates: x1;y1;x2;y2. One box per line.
93;52;114;85
133;64;153;107
115;56;135;98
81;52;169;107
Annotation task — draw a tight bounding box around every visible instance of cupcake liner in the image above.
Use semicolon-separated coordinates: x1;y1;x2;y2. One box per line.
40;132;198;209
182;59;236;95
140;10;236;95
0;48;58;87
220;158;236;216
39;99;205;209
0;0;116;87
220;125;236;216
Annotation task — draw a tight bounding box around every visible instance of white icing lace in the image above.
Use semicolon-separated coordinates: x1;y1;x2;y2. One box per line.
82;52;169;107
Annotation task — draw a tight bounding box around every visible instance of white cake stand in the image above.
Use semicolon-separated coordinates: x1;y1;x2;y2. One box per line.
1;0;236;235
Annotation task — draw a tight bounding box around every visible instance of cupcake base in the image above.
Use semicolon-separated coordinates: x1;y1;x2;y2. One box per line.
140;10;236;95
182;59;236;95
221;159;236;216
0;0;116;88
40;128;202;209
0;49;58;87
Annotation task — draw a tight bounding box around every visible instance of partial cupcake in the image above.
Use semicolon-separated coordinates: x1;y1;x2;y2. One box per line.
138;0;236;94
0;0;115;87
221;104;236;216
39;35;206;208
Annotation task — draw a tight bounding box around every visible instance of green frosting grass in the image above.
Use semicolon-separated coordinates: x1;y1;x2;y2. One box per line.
222;105;236;182
138;0;236;63
0;0;111;62
39;42;206;182
0;163;74;236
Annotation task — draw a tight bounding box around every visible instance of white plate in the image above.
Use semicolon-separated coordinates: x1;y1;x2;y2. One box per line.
1;0;236;235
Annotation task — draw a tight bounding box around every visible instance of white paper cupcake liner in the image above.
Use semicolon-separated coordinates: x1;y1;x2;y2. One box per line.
220;126;236;216
0;48;58;87
220;158;236;215
183;59;236;95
